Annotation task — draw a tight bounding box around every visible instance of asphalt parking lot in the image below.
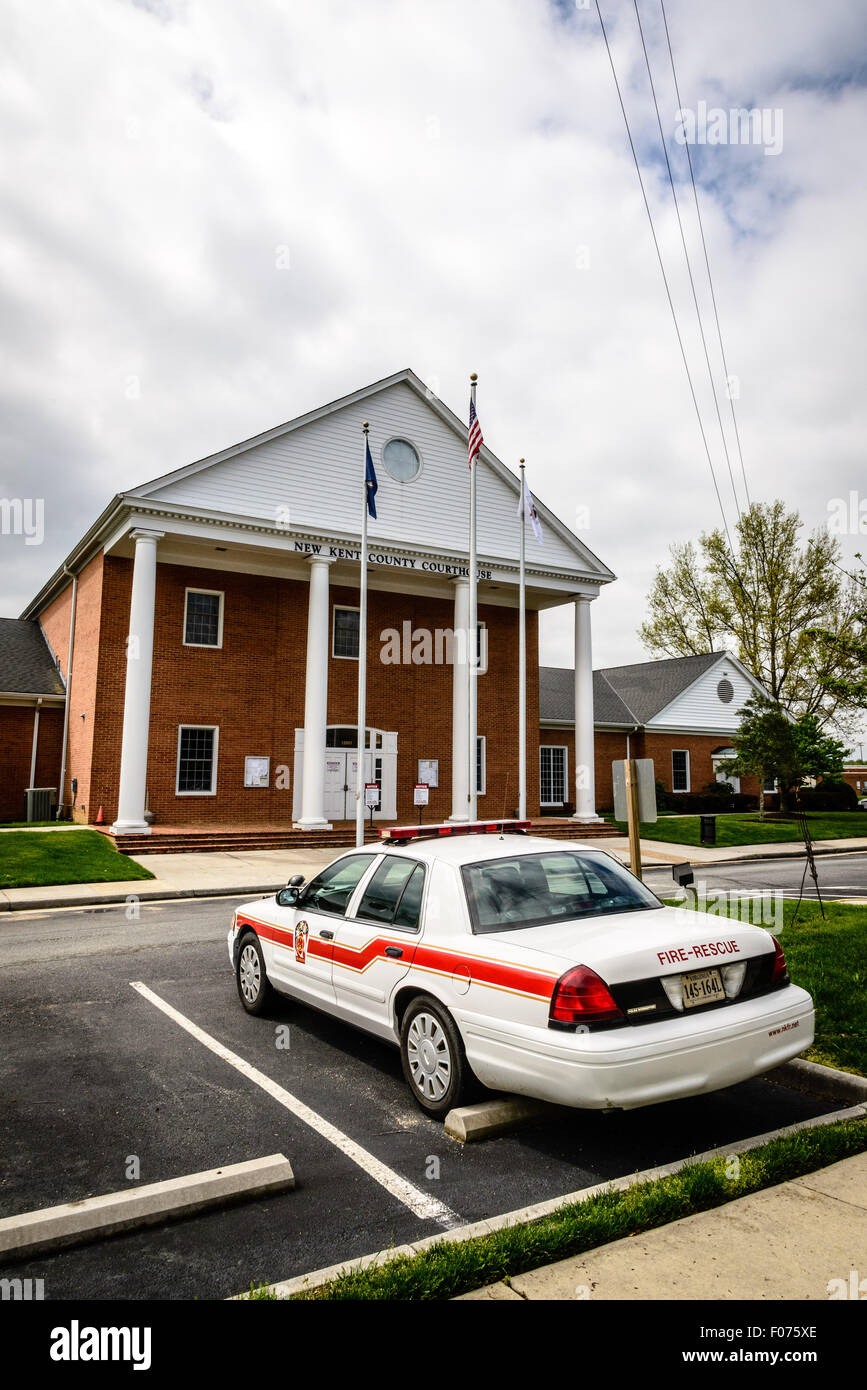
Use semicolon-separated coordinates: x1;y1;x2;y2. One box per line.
0;895;842;1301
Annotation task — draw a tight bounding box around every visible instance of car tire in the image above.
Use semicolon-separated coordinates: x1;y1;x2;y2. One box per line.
236;932;274;1015
400;995;471;1119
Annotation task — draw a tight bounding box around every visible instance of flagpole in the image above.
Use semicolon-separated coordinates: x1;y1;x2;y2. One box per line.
518;459;527;822
355;422;369;850
468;373;478;820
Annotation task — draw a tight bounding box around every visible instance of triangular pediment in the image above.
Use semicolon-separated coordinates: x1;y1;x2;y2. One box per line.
128;370;613;580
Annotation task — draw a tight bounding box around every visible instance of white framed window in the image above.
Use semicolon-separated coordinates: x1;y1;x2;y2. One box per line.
476;736;486;796
332;606;360;659
176;725;219;795
671;749;690;793
540;745;568;805
183;589;224;648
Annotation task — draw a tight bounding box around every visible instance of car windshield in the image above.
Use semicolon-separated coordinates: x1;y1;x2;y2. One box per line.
461;850;662;934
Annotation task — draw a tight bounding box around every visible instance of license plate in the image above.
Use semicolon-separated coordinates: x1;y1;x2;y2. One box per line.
681;967;725;1008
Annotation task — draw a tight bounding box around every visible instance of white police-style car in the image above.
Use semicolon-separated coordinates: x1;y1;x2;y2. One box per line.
228;821;814;1119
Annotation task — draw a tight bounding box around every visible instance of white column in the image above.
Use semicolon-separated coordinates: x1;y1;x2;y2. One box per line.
571;595;602;822
450;576;470;821
111;529;163;834
294;556;335;830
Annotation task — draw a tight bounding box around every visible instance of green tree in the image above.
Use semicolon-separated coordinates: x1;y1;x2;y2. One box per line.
807;555;867;713
720;696;846;813
640;502;864;729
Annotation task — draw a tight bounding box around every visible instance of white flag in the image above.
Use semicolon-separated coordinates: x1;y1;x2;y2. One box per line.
518;475;543;545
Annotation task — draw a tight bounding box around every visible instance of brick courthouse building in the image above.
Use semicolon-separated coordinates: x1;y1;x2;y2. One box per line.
14;370;618;837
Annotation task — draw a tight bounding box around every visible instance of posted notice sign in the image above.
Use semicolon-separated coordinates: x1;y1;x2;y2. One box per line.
364;783;380;809
413;783;429;807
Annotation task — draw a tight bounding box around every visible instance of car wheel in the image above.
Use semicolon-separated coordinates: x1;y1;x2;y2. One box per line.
400;995;470;1119
236;932;273;1015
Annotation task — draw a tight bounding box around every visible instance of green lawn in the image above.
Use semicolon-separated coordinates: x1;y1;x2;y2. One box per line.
0;822;84;830
608;810;867;847
666;898;867;1076
0;829;154;889
244;1117;867;1300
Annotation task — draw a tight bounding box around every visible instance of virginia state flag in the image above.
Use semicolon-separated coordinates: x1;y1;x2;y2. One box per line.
365;439;378;519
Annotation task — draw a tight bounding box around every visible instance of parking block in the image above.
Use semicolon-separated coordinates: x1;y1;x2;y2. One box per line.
0;1153;295;1260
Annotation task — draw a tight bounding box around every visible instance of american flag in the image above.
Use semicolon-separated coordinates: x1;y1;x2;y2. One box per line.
468;397;483;469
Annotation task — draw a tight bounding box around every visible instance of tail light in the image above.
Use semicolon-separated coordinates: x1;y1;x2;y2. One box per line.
549;965;623;1028
770;935;789;986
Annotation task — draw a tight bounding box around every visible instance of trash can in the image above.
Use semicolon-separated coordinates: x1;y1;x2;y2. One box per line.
699;814;716;846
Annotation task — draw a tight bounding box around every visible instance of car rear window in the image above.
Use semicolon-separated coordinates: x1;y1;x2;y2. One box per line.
461;851;661;933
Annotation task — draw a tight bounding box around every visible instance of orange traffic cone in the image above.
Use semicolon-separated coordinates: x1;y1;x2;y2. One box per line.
96;805;104;824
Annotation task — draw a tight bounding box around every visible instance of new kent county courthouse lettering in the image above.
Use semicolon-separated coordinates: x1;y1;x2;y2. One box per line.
4;369;762;833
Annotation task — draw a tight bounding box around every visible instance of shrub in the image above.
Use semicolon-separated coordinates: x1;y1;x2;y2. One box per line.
797;781;859;812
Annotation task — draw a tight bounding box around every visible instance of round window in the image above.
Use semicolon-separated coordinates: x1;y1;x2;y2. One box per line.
717;678;734;704
383;438;421;482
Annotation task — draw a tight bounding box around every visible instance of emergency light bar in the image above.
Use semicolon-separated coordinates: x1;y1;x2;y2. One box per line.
381;819;531;843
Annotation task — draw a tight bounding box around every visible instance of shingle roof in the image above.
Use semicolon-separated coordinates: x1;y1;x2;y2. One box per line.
0;619;65;696
540;652;726;727
540;667;637;726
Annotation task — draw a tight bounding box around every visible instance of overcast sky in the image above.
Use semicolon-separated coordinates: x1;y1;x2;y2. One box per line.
1;0;865;735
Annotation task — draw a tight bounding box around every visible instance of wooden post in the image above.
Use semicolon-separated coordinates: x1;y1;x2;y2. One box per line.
625;757;643;881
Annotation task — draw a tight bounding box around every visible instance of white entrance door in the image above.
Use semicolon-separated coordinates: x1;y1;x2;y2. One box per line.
324;755;350;821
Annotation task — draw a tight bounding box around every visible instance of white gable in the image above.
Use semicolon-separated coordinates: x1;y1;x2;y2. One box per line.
132;373;610;580
648;656;764;734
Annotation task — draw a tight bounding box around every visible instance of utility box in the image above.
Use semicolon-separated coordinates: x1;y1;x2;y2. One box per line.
25;787;56;822
699;814;717;846
612;760;657;824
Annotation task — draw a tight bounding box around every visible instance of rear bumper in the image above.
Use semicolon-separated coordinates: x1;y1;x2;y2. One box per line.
460;984;815;1110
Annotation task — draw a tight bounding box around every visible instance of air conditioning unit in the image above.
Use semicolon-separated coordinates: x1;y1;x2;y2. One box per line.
25;787;57;822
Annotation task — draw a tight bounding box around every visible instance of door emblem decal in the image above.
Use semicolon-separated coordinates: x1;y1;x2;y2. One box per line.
294;919;310;964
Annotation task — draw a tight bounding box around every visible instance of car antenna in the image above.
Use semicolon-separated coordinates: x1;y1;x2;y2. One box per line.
499;773;511;838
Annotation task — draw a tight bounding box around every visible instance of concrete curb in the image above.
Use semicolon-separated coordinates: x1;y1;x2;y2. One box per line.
762;1057;867;1105
0;1154;294;1260
444;1097;552;1143
236;1102;866;1299
0;884;285;913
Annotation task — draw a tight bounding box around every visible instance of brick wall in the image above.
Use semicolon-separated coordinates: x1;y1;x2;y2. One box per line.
83;560;542;826
539;725;755;812
0;705;65;821
37;552;105;820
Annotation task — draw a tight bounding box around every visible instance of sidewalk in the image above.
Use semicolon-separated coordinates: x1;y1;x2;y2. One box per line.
0;847;338;912
457;1152;867;1300
1;834;864;912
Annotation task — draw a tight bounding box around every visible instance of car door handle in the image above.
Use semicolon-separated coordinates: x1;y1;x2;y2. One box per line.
319;929;335;940
384;946;403;958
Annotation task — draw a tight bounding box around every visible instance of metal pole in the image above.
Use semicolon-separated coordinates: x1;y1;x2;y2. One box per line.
56;569;77;819
468;373;478;819
625;757;643;881
518;460;527;821
355;423;369;849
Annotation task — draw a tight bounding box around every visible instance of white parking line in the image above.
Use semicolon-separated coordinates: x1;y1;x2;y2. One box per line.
129;981;460;1228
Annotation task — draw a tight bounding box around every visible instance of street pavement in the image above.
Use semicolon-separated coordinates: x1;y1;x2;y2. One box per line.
0;895;843;1300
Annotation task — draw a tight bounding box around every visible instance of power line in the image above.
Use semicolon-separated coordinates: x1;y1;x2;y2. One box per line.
659;0;752;510
593;0;735;553
632;0;743;525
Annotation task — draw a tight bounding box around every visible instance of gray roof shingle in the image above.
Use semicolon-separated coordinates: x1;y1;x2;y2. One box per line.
540;652;726;726
0;619;65;696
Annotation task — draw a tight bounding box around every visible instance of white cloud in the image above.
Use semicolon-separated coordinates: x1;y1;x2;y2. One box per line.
0;0;863;745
